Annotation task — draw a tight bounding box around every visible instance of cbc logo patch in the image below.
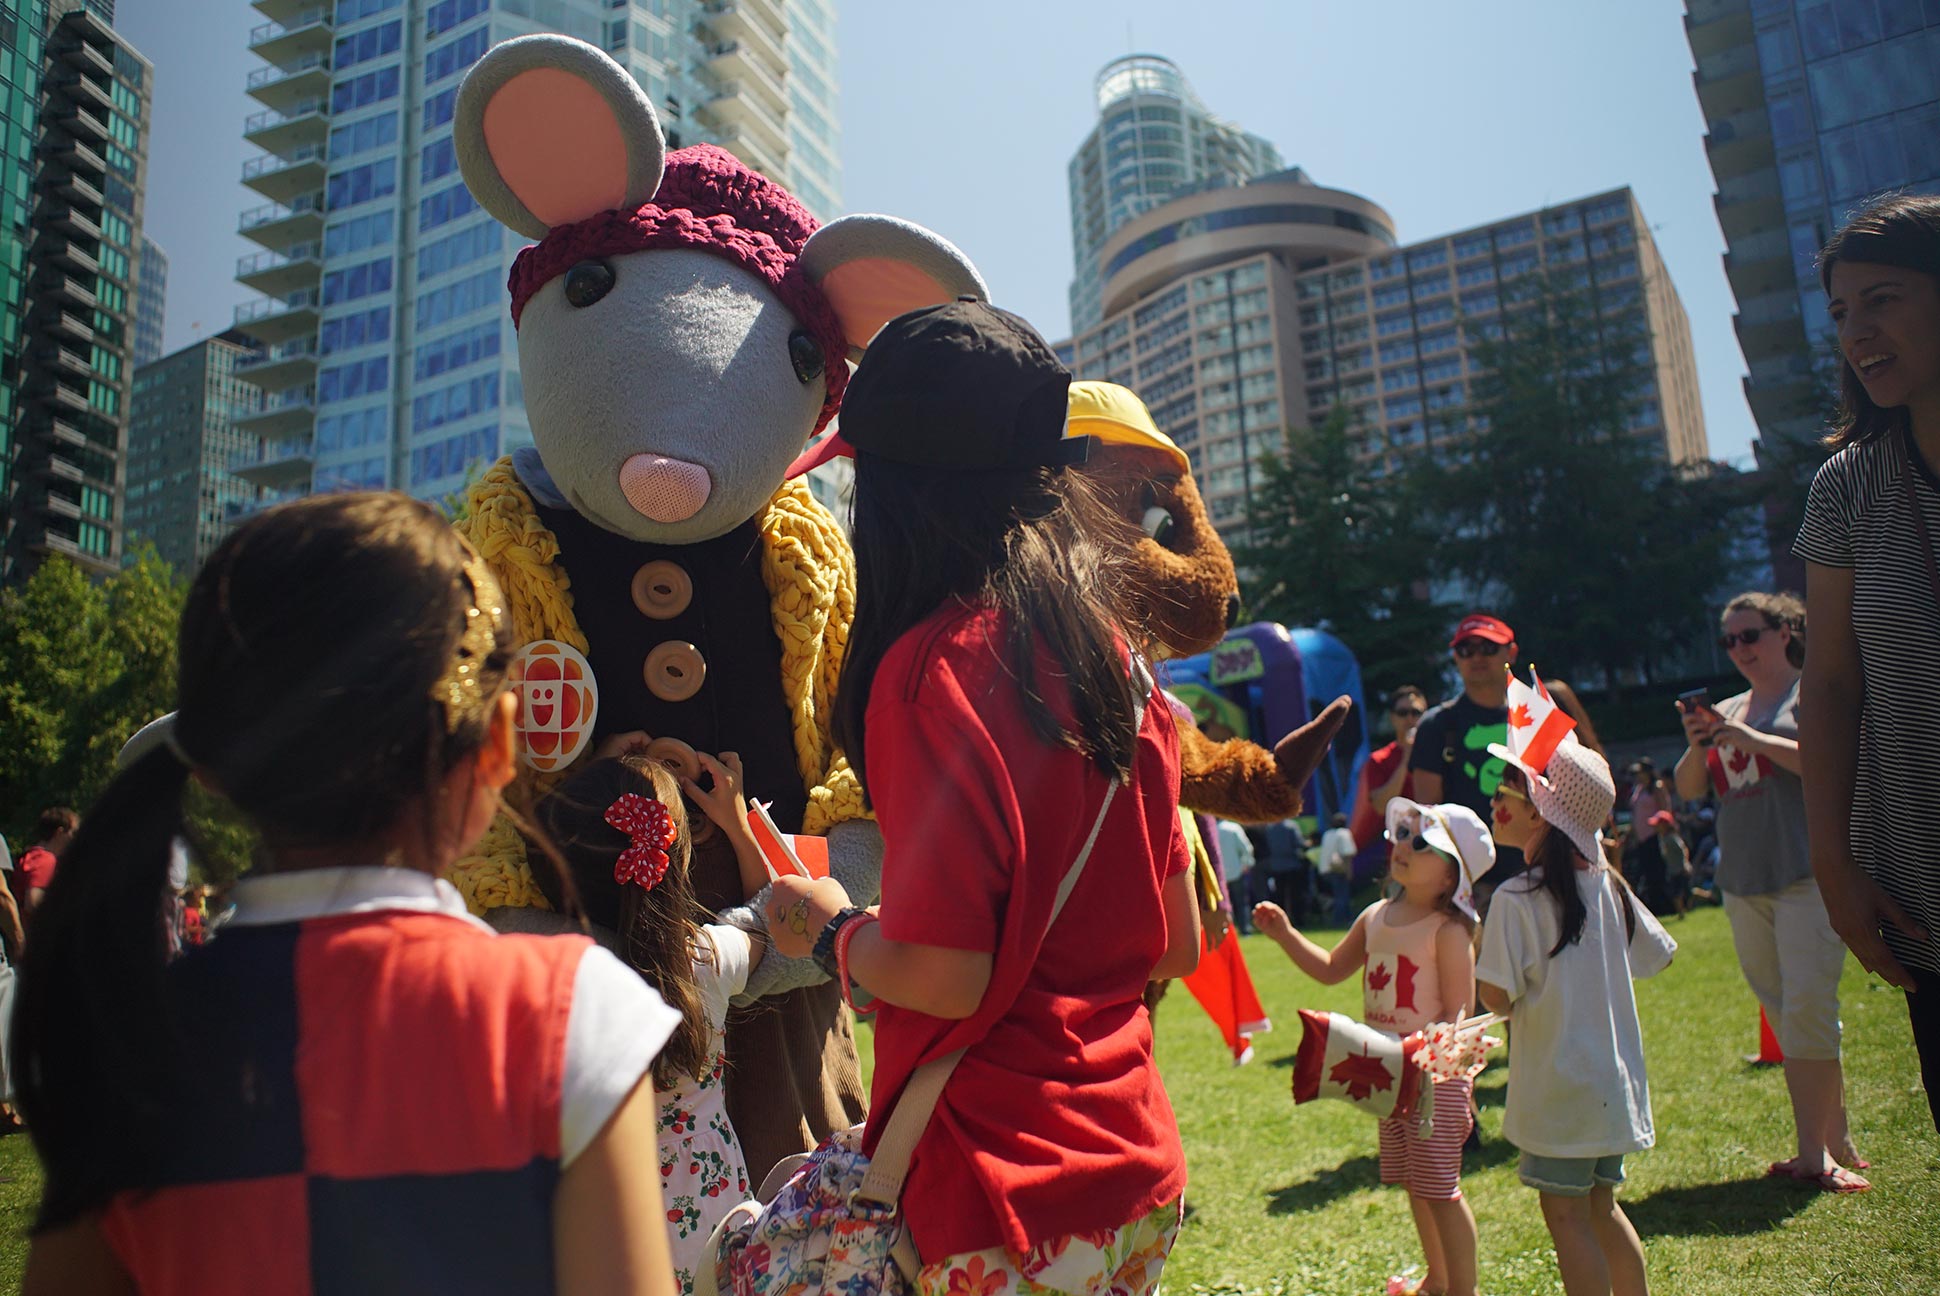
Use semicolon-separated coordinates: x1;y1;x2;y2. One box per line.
511;640;599;772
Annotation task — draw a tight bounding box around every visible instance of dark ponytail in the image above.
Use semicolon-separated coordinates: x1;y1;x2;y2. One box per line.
1528;821;1637;959
15;746;191;1228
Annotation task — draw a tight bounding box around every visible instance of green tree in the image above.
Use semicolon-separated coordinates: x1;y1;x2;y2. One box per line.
1406;270;1755;691
1235;405;1448;697
0;552;257;881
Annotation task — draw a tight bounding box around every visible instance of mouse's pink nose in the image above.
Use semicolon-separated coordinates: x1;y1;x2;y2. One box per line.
618;454;712;523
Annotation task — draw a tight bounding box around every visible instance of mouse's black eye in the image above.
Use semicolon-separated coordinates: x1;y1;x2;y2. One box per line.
563;259;615;308
788;329;824;384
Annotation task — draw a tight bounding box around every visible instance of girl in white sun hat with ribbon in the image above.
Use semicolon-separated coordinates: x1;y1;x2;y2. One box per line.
1255;797;1494;1296
1478;714;1676;1296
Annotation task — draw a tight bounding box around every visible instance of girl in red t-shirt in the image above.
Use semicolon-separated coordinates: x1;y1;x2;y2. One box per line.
768;300;1201;1294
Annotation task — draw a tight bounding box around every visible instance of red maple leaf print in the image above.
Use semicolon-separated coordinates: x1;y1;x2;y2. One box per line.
1728;749;1752;774
1508;702;1533;729
1329;1047;1396;1102
1394;955;1419;1011
1367;961;1392;992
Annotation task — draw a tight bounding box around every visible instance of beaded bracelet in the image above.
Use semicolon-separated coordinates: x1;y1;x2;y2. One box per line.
835;911;880;1016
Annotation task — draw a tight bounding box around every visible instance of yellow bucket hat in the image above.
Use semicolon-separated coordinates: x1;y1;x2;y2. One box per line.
1068;380;1189;474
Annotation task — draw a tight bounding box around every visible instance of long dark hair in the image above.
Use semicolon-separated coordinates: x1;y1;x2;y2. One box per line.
532;757;711;1090
1722;590;1806;669
15;493;514;1231
1526;821;1638;958
833;454;1144;798
1817;194;1940;450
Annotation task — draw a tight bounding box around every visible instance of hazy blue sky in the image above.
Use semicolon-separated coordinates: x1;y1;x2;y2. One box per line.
123;0;1766;466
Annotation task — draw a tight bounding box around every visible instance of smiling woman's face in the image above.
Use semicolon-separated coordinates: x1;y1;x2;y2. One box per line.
1828;259;1940;415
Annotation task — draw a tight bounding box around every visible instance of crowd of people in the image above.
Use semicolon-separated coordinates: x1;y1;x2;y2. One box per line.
0;193;1934;1296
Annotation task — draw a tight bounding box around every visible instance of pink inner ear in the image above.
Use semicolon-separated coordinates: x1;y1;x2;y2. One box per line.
820;260;952;349
482;67;631;228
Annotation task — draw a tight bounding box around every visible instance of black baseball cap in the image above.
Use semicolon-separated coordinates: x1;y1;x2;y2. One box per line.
785;298;1087;476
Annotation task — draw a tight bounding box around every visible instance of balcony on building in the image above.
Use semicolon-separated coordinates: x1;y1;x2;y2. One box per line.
47;61;114;114
231;436;317;489
1702;105;1774;180
1691;38;1761;120
242;142;327;205
51;11;117;80
29;260;99;313
233;288;321;345
697;87;788;172
45;160;105;208
40;201;102;242
236;242;322;297
34;228;101;278
703;41;788;117
40;126;109;181
1721;225;1792;301
226;486;307;523
699;3;788;74
249;6;333;66
703;121;787;181
29;377;91;417
1712;169;1783;244
1682;0;1753;61
246;51;331;112
32;340;95;384
239;192;326;250
1733;287;1805;357
235;335;320;391
47;97;111;150
243;98;328;155
235;385;318;441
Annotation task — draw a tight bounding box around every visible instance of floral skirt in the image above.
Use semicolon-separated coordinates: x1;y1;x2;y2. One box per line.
914;1198;1182;1296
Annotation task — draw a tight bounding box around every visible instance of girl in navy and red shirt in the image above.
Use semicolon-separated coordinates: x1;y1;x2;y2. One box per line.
15;494;681;1296
769;301;1200;1295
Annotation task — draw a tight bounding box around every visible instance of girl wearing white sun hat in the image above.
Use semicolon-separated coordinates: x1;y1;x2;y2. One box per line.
1476;738;1678;1296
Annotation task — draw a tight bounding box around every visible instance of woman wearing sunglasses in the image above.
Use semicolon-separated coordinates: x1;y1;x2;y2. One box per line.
1673;592;1868;1192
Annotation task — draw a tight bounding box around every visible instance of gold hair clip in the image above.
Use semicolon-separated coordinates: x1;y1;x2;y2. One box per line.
433;553;507;734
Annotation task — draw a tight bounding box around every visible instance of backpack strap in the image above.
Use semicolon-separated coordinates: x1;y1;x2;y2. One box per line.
855;657;1153;1206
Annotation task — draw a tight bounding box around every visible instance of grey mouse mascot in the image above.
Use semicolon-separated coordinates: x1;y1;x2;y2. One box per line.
445;33;987;1184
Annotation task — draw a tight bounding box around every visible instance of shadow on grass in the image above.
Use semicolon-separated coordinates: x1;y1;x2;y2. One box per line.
1622;1177;1814;1237
1265;1137;1518;1215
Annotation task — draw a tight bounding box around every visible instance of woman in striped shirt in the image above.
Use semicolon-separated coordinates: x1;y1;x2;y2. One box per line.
1796;194;1940;1132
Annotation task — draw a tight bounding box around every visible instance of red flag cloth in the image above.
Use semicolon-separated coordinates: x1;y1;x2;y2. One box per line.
1290;1009;1425;1126
1504;666;1578;773
1180;929;1272;1064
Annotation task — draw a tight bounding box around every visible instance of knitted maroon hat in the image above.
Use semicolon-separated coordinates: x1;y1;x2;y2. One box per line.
507;144;849;433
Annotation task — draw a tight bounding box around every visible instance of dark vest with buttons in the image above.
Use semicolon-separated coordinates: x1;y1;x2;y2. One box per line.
534;501;863;1179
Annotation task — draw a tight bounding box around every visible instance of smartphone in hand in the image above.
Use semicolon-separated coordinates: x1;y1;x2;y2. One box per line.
1676;687;1716;746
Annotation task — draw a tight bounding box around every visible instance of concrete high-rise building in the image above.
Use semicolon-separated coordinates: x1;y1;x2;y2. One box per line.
232;0;840;517
1055;179;1707;546
124;329;265;574
0;0;150;583
131;229;162;365
1067;55;1283;333
1685;0;1939;453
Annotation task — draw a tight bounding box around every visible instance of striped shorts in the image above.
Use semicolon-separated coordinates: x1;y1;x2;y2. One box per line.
1378;1076;1473;1201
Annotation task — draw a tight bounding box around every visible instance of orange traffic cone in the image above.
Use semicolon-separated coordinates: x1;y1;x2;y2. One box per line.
1747;1006;1784;1066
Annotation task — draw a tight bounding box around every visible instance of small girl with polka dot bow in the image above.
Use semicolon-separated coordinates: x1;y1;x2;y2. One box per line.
534;745;773;1295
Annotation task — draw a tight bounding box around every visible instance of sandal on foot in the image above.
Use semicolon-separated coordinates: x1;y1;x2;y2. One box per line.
1801;1165;1871;1193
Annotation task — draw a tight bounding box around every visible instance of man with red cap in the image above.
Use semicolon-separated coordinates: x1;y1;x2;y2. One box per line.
1411;613;1525;904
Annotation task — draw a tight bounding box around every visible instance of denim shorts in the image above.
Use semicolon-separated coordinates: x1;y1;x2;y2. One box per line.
1518;1151;1627;1197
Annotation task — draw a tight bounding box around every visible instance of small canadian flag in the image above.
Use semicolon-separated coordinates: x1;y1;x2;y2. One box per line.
1503;665;1578;774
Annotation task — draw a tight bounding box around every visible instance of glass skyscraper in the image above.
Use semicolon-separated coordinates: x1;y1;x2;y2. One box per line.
1686;0;1939;450
0;0;149;582
131;228;162;365
232;0;840;515
125;329;264;574
1066;55;1283;334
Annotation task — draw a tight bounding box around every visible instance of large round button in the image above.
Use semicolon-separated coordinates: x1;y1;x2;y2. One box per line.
645;736;701;783
630;560;693;620
643;641;706;702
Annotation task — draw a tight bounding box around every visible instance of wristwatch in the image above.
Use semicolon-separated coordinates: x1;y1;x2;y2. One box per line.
811;906;871;978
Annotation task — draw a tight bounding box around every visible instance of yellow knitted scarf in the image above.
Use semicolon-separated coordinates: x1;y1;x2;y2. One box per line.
449;457;867;914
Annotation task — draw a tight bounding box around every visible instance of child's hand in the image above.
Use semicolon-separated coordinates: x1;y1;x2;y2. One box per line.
1252;901;1293;941
681;751;752;838
766;874;851;960
594;730;654;761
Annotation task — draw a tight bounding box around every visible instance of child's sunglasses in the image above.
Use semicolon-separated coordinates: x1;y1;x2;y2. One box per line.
1718;627;1765;650
1384;824;1431;852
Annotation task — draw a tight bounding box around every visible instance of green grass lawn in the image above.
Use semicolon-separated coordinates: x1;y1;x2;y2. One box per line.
0;907;1927;1294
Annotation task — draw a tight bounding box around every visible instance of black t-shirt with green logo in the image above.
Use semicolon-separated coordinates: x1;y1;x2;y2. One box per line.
1409;693;1523;885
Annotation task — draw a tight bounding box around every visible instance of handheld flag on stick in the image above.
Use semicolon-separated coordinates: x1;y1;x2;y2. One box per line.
746;800;830;882
1502;665;1577;774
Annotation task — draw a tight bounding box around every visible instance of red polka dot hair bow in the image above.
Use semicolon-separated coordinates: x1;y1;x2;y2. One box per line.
605;793;676;890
